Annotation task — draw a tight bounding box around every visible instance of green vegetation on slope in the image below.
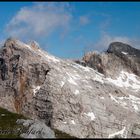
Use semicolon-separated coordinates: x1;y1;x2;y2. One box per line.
0;107;27;138
54;129;76;139
0;107;76;139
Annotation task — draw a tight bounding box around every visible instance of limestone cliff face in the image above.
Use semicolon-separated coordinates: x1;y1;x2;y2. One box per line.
0;38;140;138
81;42;140;79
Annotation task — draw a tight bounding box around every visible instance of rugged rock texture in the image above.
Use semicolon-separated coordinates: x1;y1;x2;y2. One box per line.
16;119;55;138
81;42;140;78
0;38;140;138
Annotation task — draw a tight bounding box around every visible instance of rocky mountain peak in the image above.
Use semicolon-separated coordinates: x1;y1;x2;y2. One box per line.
3;38;41;54
0;39;140;138
107;42;140;57
108;42;132;53
81;41;140;77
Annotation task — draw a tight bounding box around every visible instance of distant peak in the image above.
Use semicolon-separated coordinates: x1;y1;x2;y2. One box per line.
5;37;18;42
107;41;140;57
4;37;18;48
109;41;129;46
107;42;132;53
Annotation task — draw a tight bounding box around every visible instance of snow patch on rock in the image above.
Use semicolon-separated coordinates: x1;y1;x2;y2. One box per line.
61;81;65;87
38;49;60;63
71;120;76;125
94;74;104;84
68;77;77;85
121;52;128;55
109;94;119;104
84;112;96;121
106;71;140;91
33;86;41;96
74;89;80;95
108;127;126;138
108;94;140;112
100;97;105;100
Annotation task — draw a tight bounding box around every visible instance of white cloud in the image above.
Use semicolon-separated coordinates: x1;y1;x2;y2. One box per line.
0;39;5;48
5;2;72;40
79;15;90;25
100;18;111;31
95;33;131;50
84;33;140;53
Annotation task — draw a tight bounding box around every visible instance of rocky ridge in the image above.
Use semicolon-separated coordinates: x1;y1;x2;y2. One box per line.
81;42;140;78
0;38;140;138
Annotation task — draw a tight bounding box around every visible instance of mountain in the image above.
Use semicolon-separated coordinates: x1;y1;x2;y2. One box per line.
80;42;140;78
0;38;140;138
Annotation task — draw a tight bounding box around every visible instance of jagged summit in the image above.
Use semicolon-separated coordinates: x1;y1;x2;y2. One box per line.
4;38;40;50
0;39;140;138
107;42;140;57
108;42;132;53
80;41;140;77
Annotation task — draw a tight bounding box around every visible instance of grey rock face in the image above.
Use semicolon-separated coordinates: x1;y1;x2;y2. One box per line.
81;42;140;78
16;119;55;138
0;38;140;138
107;42;140;57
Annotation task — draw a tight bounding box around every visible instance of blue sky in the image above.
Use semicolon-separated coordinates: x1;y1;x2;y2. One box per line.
0;2;140;58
